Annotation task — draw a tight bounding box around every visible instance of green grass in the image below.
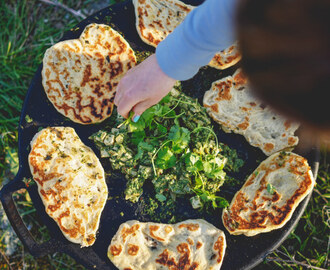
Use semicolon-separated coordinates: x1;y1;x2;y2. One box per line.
0;0;329;269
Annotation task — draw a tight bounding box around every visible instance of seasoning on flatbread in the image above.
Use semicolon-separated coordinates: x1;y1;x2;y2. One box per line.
42;23;136;124
108;219;226;270
222;151;315;236
133;0;240;69
28;127;108;247
203;69;300;155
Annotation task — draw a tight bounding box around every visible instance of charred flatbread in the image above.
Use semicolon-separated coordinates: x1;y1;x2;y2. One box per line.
222;151;315;236
203;69;300;155
108;219;226;270
208;41;241;70
28;127;108;247
133;0;240;69
42;23;136;124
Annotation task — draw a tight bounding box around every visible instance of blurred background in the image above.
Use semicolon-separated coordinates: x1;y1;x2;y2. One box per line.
0;0;329;269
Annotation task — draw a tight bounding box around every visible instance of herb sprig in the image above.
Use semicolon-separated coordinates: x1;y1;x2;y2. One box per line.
91;87;243;209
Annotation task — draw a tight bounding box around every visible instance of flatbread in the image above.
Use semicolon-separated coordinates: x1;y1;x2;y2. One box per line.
108;219;226;270
133;0;240;69
208;41;241;70
222;151;315;236
203;69;300;155
28;127;108;247
42;23;136;124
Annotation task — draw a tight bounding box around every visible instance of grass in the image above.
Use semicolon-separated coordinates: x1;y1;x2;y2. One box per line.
0;0;329;269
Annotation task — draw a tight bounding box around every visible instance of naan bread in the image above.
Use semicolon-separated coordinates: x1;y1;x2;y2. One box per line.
28;127;108;247
108;219;226;270
203;69;300;155
208;42;241;70
42;23;136;124
222;151;314;236
133;0;240;69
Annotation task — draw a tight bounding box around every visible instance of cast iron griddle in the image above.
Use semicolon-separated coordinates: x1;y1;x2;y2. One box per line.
0;0;320;269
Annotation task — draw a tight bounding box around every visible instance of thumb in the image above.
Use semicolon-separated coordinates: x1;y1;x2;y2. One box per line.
131;100;153;122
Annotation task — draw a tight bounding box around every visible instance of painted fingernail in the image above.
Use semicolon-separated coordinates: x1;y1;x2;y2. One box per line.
133;115;140;123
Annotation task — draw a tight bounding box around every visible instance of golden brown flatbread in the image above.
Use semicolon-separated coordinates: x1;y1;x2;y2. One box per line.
203;69;300;155
133;0;240;69
28;127;108;246
108;219;226;269
222;151;315;236
42;23;136;124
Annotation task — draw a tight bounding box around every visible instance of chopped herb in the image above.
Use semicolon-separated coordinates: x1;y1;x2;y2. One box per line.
44;154;52;160
135;50;152;64
90;86;244;210
25;115;33;123
155;193;166;202
60;152;69;158
267;183;276;195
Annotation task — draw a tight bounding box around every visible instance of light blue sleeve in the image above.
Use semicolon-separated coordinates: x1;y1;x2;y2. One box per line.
156;0;238;80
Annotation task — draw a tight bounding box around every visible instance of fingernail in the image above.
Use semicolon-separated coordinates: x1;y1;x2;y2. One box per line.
133;115;140;123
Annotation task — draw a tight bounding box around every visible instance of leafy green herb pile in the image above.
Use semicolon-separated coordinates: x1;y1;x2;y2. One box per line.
90;87;243;209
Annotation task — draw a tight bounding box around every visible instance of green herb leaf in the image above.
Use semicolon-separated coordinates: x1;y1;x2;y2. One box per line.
194;176;203;189
25;115;33;123
155;147;177;169
169;126;190;153
185;153;203;172
155;193;167;202
214;196;229;208
156;123;167;135
128;117;145;132
194;191;229;209
139;141;154;151
159;94;171;104
131;131;146;145
203;161;213;174
160;105;172;116
135;141;154;160
141;106;156;127
267;183;276;195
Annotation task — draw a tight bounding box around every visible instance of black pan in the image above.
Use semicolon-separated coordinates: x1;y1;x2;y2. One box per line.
0;0;320;269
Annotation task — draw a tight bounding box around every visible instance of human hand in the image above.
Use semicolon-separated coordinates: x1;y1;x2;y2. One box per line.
114;54;176;121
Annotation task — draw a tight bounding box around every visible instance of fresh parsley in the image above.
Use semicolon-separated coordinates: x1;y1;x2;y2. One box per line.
90;87;244;209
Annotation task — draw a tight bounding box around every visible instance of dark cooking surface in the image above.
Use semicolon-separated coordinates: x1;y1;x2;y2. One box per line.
0;1;319;269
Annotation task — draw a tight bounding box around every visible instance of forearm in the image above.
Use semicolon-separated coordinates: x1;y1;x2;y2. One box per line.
156;0;238;80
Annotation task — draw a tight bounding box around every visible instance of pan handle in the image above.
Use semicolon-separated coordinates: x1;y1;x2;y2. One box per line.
0;169;61;257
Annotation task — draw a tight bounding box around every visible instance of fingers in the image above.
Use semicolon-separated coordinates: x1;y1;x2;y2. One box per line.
114;74;135;118
114;67;135;106
132;100;154;120
114;54;177;119
115;90;138;119
114;78;127;109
